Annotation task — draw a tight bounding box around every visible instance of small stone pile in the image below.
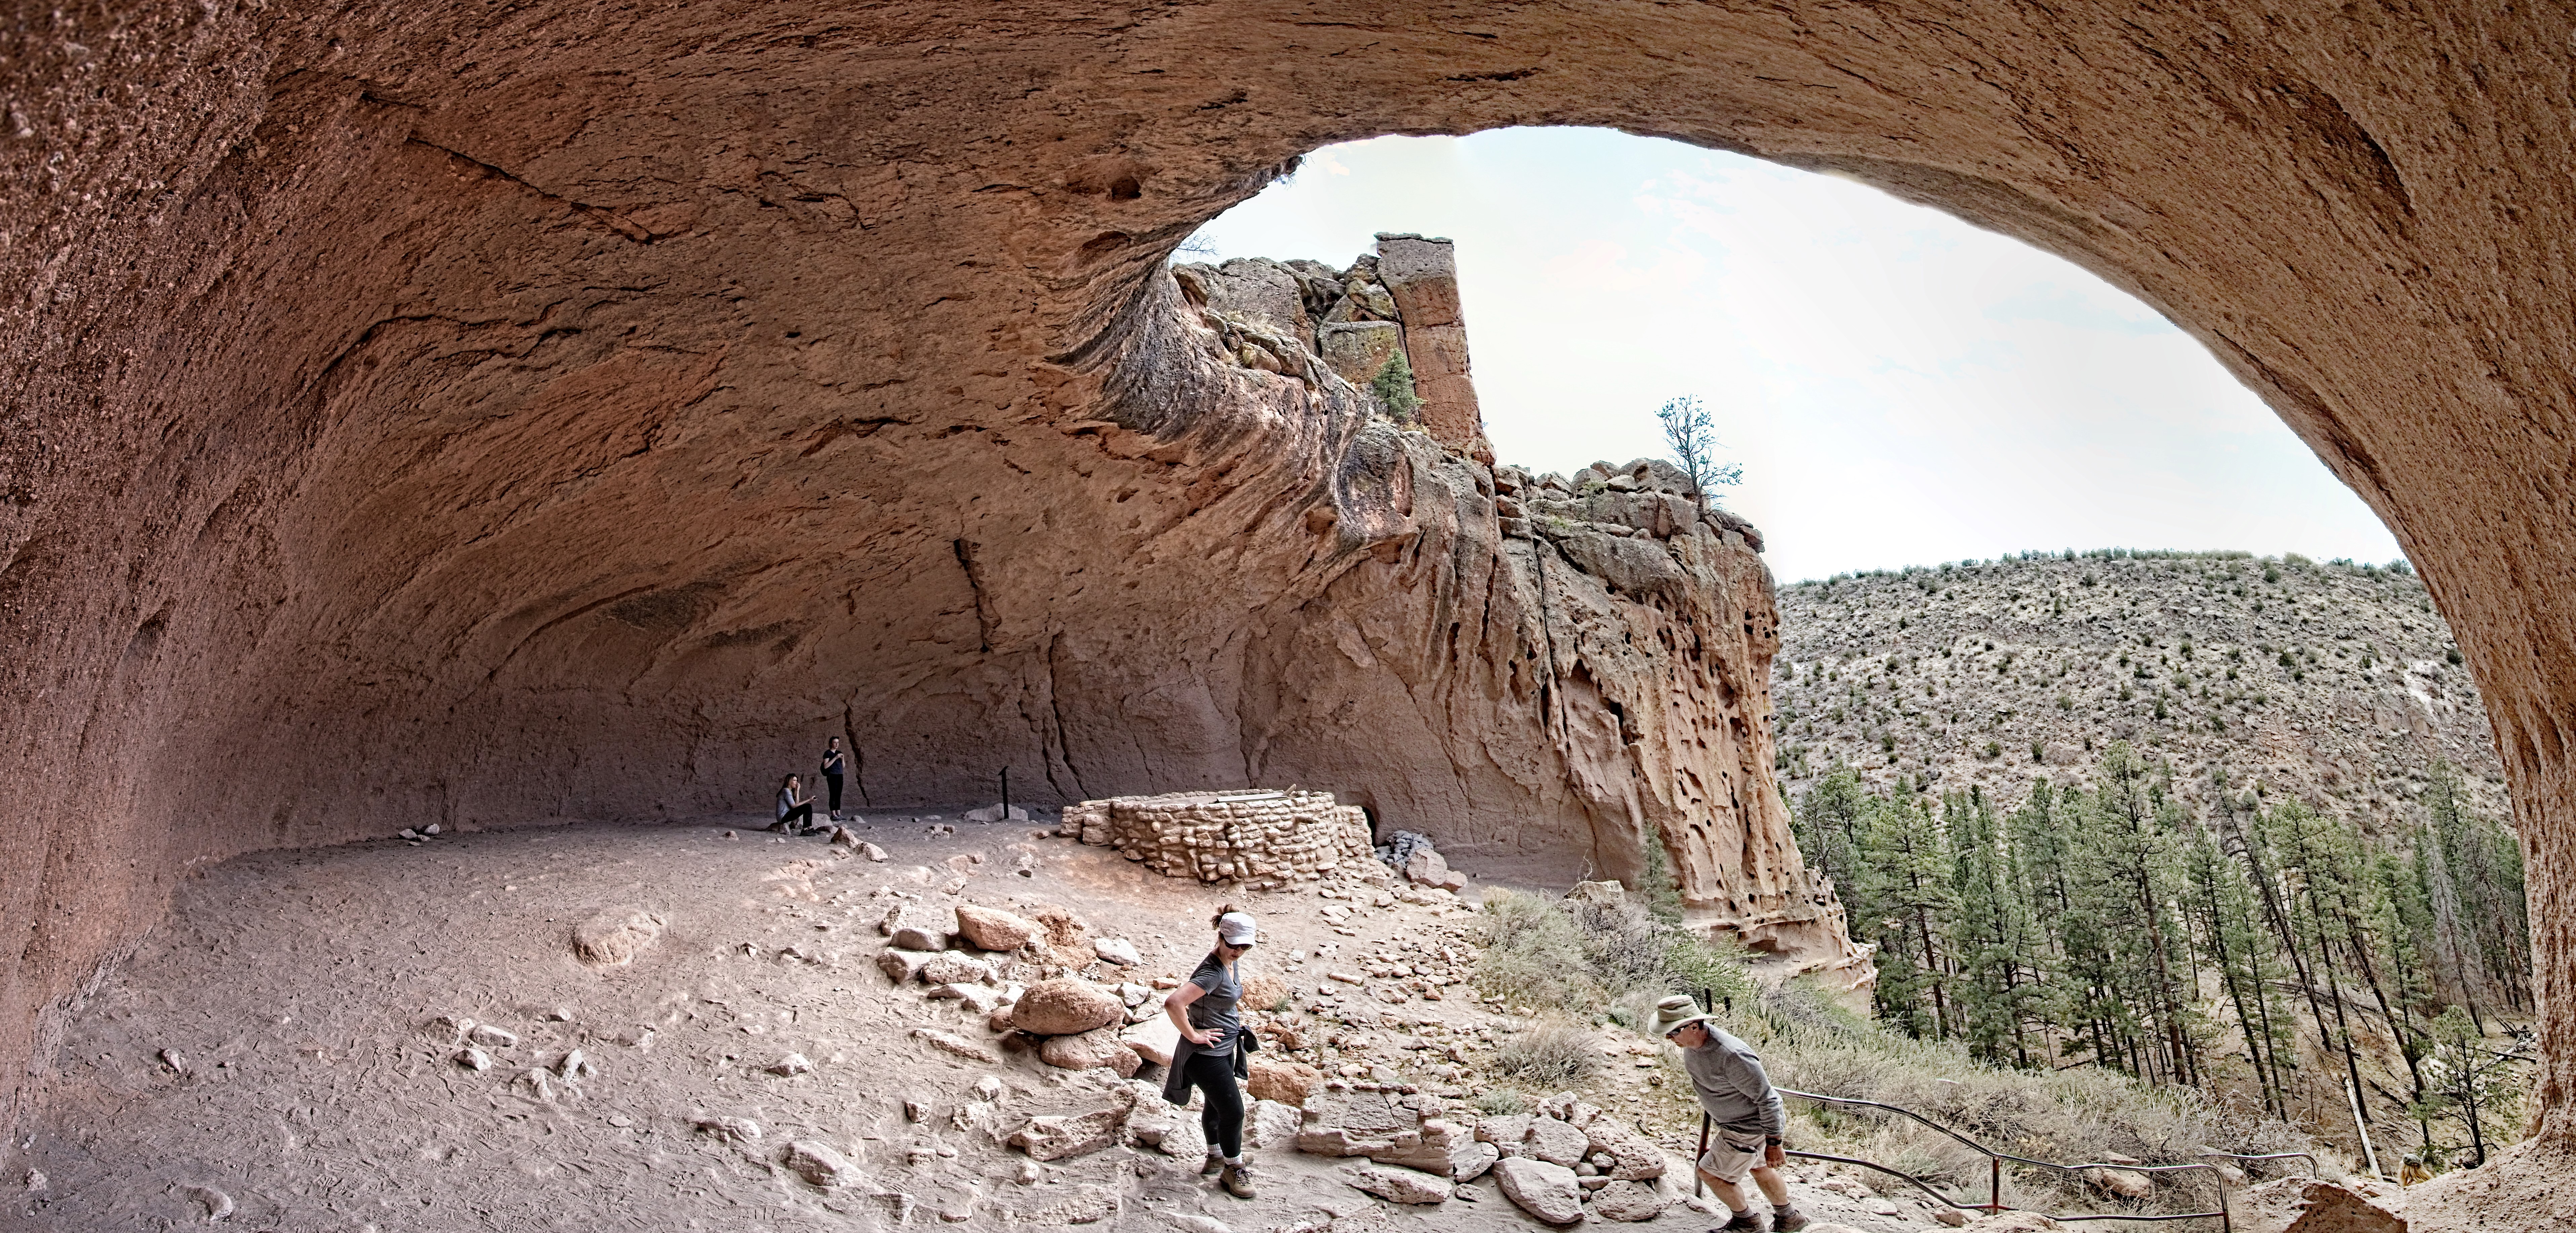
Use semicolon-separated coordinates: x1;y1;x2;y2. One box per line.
1059;790;1377;884
1375;830;1468;892
1479;1093;1678;1224
1285;1085;1679;1220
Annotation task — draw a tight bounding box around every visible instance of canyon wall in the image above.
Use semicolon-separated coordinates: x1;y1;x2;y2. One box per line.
1159;241;1855;959
9;4;2576;1221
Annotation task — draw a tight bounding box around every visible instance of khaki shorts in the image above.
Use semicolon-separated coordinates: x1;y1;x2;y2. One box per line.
1698;1128;1768;1184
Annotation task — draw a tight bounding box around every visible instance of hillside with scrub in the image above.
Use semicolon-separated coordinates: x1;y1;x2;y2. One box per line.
1770;550;2507;826
1771;551;2533;1179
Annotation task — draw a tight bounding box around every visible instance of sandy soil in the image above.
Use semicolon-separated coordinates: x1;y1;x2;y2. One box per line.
6;814;1944;1232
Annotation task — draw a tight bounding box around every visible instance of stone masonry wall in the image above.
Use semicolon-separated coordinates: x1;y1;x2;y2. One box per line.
1061;790;1379;884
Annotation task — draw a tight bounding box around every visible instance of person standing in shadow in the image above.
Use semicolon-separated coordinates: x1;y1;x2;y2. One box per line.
771;773;819;834
821;737;849;822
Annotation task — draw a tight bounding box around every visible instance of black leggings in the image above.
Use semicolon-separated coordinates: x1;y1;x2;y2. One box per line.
776;801;814;829
825;774;844;812
1181;1049;1244;1158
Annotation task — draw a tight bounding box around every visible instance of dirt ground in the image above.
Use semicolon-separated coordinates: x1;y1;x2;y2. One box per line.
6;812;1949;1232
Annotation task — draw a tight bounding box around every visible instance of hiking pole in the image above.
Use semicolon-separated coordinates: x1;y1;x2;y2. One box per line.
1693;986;1714;1199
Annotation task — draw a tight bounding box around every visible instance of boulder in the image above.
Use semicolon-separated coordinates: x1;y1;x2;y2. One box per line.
881;903;958;951
782;1140;858;1188
2234;1178;2407;1233
1590;1180;1673;1222
954;903;1041;951
1491;1157;1585;1225
919;954;993;985
1524;1116;1591;1166
1032;905;1089;951
1011;980;1123;1036
1296;1087;1422;1157
1449;1140;1501;1183
1366;1118;1488;1179
1475;1114;1534;1153
877;948;941;983
1092;937;1141;967
1121;1014;1180;1067
571;908;667;967
1347;1163;1451;1204
1040;1027;1141;1076
1008;1102;1135;1162
964;803;1031;823
1582;1115;1667;1180
1240;969;1287;1012
1401;846;1466;891
1129;1102;1208;1157
1248;1099;1303;1149
2086;1166;2154;1199
1246;1059;1322;1106
928;982;1006;1013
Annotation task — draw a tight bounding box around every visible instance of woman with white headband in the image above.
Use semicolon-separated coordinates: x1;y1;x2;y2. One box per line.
1162;904;1260;1198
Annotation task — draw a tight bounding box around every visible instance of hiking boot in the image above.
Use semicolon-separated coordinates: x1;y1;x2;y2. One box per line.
1717;1211;1765;1232
1221;1162;1255;1199
1774;1207;1810;1232
1199;1154;1224;1176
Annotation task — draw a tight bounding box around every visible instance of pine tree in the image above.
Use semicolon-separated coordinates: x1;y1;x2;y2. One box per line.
1370;349;1422;421
1794;766;1867;898
1857;793;1955;1038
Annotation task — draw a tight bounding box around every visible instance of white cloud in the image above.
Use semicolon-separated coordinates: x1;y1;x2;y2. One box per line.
1183;128;2403;581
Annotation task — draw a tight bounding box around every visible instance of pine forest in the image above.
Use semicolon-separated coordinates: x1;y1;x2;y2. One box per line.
1774;551;2534;1174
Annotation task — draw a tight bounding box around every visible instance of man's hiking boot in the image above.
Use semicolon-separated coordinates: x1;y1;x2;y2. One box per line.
1717;1211;1765;1232
1199;1154;1224;1176
1221;1162;1255;1199
1774;1207;1811;1232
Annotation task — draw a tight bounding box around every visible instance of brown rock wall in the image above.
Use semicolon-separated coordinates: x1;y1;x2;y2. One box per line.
7;6;2576;1220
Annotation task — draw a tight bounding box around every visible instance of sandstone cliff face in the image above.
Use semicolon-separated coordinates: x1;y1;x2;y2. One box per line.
10;5;2576;1217
1149;241;1853;961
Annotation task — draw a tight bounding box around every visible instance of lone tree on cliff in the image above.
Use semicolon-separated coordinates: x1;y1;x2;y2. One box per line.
1657;394;1742;509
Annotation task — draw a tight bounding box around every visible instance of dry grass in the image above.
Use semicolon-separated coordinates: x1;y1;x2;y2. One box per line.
1489;1017;1601;1089
1744;981;2325;1215
1474;888;1753;1016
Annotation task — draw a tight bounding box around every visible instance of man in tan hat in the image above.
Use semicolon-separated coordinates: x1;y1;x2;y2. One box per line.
1648;995;1808;1232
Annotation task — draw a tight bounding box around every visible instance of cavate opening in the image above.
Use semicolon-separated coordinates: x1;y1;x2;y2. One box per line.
10;11;2574;1229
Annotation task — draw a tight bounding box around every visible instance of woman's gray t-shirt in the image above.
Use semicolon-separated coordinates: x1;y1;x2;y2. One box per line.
1185;953;1243;1056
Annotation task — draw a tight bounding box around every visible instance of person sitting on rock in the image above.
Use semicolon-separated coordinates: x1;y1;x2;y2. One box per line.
770;773;819;835
1162;905;1260;1199
1649;994;1809;1232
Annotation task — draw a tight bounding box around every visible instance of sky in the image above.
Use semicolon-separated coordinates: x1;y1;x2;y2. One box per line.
1178;127;2405;584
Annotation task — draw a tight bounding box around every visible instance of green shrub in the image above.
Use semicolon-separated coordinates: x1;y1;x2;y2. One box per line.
1369;349;1422;421
1474;1088;1532;1116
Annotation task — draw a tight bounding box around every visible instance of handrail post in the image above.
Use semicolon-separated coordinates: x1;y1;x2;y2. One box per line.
1990;1155;2001;1214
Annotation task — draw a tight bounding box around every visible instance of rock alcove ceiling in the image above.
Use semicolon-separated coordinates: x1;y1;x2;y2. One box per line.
5;4;2575;1223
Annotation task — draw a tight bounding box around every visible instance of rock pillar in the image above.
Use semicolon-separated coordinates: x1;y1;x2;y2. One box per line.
1373;234;1488;458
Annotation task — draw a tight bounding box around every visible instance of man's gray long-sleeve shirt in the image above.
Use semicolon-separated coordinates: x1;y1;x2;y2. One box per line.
1681;1027;1788;1138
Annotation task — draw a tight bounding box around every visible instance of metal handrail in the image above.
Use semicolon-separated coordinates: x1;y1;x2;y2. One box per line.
2197;1150;2319;1178
1778;1089;2237;1230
